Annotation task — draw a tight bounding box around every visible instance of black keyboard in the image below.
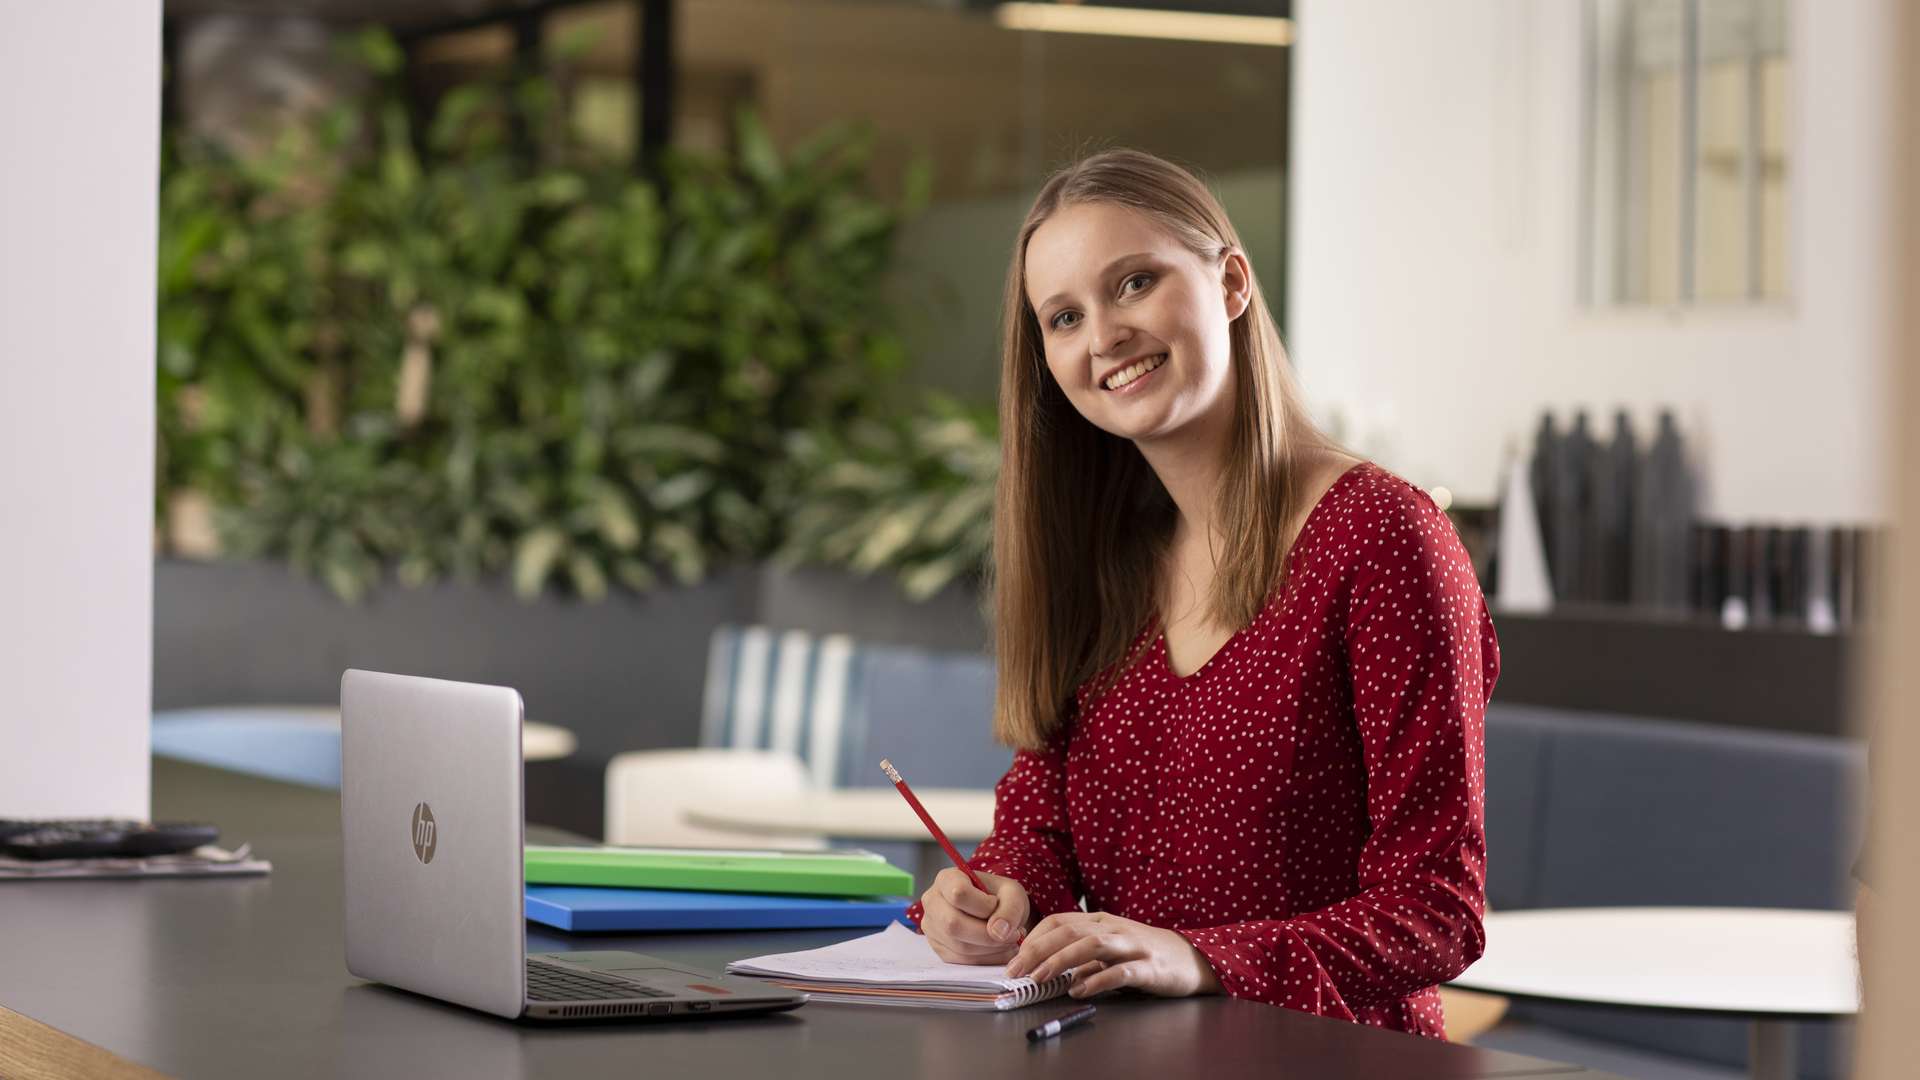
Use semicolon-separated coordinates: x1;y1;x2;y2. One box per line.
526;960;674;1003
0;818;221;860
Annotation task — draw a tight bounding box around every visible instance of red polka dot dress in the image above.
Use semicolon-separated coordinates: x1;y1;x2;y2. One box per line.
907;462;1499;1039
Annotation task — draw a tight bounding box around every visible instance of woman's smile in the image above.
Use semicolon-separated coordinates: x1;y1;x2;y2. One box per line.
1103;352;1169;394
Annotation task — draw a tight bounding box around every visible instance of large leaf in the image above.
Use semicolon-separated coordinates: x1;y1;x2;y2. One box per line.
587;484;642;551
850;497;936;573
920;485;994;550
512;527;568;598
735;109;783;188
651;521;705;584
648;469;714;512
899;553;965;602
615;422;726;464
567;552;609;601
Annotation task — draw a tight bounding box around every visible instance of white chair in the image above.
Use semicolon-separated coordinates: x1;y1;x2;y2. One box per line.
602;747;827;850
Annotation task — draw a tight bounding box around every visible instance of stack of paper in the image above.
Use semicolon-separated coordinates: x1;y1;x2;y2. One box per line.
728;922;1075;1010
0;844;270;881
523;845;912;933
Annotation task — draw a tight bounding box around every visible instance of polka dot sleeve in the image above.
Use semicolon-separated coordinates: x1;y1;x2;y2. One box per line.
1175;478;1496;1031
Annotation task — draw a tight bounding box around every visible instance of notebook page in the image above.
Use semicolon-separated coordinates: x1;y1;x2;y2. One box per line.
729;922;1028;991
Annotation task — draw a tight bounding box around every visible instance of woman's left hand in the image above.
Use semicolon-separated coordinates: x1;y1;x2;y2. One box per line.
1003;911;1222;999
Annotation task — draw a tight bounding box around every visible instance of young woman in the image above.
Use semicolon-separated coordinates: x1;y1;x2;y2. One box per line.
904;149;1500;1040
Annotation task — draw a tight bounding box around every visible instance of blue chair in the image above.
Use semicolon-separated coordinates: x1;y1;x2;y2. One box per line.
1474;704;1865;1080
838;640;1010;791
697;625;1010;873
699;624;1010;792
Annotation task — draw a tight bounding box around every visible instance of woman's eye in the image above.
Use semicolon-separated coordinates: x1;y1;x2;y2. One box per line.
1122;272;1153;295
1051;310;1080;330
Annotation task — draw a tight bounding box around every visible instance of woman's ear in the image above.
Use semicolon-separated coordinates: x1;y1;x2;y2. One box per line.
1221;250;1253;322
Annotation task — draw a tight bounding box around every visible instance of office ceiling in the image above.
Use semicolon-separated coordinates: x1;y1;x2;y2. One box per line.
169;0;1289;202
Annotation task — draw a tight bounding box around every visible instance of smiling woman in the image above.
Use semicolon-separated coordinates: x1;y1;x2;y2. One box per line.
993;148;1352;755
902;149;1500;1042
1025;203;1241;449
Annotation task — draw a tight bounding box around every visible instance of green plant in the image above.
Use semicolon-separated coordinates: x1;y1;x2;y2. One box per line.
158;28;935;602
156;128;328;513
770;393;999;601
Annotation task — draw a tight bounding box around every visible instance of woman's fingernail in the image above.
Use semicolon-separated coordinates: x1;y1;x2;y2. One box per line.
990;919;1010;941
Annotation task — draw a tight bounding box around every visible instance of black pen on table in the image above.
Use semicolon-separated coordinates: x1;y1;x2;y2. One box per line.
1026;1004;1096;1042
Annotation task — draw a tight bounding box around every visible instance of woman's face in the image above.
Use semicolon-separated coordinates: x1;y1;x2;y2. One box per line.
1023;201;1250;446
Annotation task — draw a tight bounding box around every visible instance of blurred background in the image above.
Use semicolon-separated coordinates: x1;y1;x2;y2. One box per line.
148;0;1297;831
127;2;1901;1075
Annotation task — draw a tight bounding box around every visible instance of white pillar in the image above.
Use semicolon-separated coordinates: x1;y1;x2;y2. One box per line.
0;4;161;819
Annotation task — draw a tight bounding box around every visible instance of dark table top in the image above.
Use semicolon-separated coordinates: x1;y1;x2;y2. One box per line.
0;759;1622;1080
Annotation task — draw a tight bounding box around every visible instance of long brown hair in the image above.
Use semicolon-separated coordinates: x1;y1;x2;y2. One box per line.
989;148;1337;751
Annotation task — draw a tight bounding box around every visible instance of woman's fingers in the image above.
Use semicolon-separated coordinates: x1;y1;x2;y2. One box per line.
928;902;1003;951
1004;914;1096;978
919;871;1034;965
938;869;997;920
1067;959;1107;986
1070;958;1148;998
985;876;1030;943
1028;931;1127;984
978;913;1198;997
922;869;1004;953
924;899;1015;960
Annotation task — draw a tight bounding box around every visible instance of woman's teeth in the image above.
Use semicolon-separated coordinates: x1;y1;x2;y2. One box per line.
1103;354;1167;391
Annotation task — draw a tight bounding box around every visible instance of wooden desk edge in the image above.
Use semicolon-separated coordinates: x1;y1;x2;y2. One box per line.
0;1004;171;1080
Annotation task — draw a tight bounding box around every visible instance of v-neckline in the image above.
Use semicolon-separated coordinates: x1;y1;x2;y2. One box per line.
1155;461;1371;683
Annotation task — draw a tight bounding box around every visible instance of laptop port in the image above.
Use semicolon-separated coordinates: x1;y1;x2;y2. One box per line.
646;1003;670;1016
688;1001;712;1012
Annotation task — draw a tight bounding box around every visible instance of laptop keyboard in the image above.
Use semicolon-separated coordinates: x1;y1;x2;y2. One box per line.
526;959;675;1002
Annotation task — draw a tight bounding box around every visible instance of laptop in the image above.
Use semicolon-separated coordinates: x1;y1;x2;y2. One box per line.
341;668;808;1022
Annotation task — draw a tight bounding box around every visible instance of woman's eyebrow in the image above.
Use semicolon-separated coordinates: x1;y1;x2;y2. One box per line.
1035;252;1156;313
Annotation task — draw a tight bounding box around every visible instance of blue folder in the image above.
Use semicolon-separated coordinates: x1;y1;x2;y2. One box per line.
524;885;911;933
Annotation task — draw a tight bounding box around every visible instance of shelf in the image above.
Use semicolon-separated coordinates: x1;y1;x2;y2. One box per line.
1489;607;1855;738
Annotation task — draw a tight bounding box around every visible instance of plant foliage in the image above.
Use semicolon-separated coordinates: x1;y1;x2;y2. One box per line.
770;393;998;602
157;29;964;602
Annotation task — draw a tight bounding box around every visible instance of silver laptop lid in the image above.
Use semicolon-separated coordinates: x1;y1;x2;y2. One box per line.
342;669;527;1019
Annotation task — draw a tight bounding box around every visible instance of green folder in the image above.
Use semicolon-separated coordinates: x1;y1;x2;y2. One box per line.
523;846;914;898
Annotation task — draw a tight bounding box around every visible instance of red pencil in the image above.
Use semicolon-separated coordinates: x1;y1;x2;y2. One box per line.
880;758;1024;945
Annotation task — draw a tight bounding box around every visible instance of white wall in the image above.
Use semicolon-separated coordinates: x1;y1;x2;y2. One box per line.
0;6;160;818
1288;0;1893;522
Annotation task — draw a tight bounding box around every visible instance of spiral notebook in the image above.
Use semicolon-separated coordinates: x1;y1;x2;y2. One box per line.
726;922;1075;1010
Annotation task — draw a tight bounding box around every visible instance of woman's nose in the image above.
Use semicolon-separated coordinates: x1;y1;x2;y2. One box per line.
1091;315;1134;358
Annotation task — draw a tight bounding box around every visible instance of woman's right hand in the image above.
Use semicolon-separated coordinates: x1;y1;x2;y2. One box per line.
918;867;1030;964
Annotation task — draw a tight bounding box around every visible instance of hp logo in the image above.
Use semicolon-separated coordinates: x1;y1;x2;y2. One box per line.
411;802;437;864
